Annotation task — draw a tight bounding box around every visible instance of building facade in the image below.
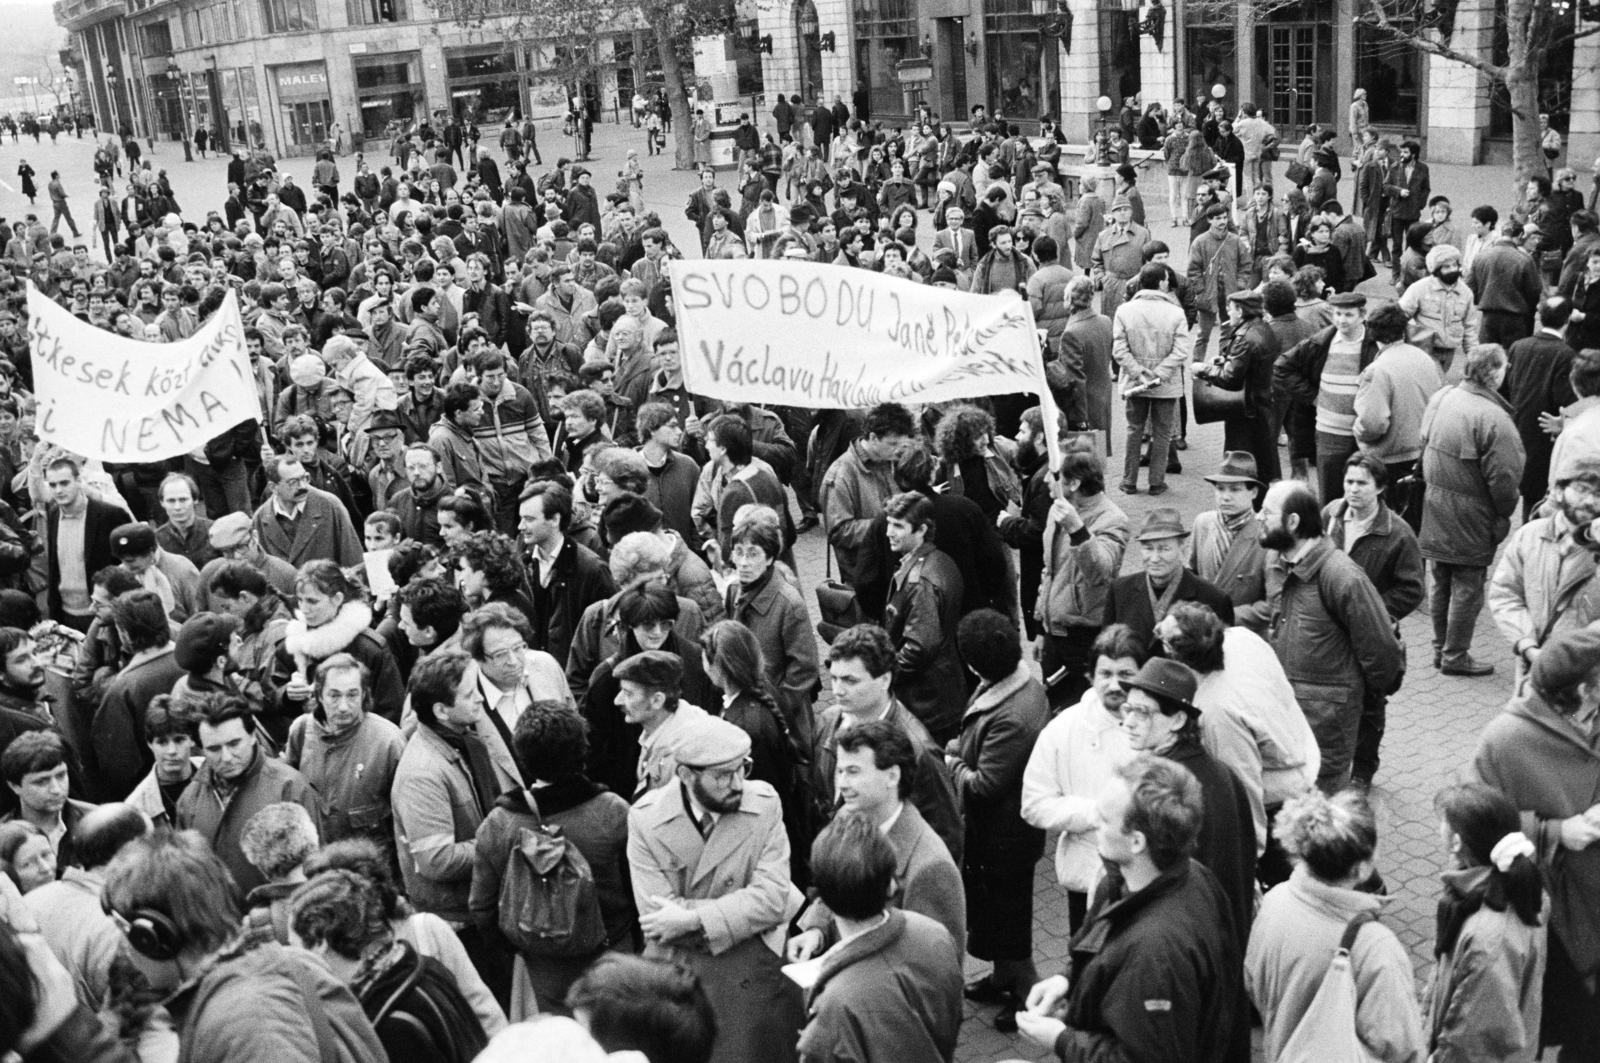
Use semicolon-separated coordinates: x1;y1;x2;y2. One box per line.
54;0;656;157
741;0;1592;166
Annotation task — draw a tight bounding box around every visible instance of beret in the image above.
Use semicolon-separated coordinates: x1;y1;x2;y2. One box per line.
613;649;683;690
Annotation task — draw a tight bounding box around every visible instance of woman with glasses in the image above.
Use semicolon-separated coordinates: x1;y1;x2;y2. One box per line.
272;559;406;728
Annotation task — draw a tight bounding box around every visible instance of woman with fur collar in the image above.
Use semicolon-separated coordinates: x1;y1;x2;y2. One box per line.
271;559;406;727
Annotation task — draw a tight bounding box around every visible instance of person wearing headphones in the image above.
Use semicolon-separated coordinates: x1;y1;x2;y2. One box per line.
100;830;387;1063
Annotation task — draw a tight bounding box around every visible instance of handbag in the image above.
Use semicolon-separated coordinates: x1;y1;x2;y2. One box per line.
1276;913;1382;1063
1285;160;1312;187
814;510;864;644
1192;374;1248;423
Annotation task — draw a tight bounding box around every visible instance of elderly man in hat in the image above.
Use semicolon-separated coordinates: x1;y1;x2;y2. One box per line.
364;408;409;510
1260;479;1402;791
1400;243;1481;378
1474;626;1600;1062
1189;452;1271;631
1276;290;1383;504
1104;507;1235;648
1091;194;1150;321
1119;657;1256;960
627;713;804;1063
195;513;301;610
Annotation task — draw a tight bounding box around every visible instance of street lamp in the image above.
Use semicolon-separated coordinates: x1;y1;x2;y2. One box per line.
1094;94;1113;166
164;56;194;161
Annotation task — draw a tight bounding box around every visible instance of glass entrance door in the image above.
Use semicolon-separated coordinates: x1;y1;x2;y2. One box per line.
282;99;331;151
1267;26;1315;133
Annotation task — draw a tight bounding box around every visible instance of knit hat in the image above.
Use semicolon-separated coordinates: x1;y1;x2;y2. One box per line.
289;354;327;388
1530;627;1600;698
1425;244;1462;271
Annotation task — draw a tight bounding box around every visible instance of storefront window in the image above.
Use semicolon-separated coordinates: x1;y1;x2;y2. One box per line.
1353;21;1419;128
354;52;425;139
854;0;914;118
1184;25;1235;106
1098;7;1139;107
984;0;1059;125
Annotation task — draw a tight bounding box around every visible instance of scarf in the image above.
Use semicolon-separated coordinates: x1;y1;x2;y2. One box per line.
1435;866;1491;958
1197;509;1253;579
1146;572;1184;624
439;727;501;817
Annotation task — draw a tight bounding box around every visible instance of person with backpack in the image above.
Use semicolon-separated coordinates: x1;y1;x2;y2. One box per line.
101;831;388;1063
469;701;634;1020
1245;789;1425;1063
289;868;489;1063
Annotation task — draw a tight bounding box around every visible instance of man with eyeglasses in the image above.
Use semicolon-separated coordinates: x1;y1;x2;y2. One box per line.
196;513;300;611
250;455;363;569
627;712;803;1063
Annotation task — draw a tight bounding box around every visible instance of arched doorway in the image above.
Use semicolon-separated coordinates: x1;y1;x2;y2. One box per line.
796;0;825;102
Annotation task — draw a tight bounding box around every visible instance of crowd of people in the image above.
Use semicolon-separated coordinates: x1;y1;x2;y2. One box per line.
0;84;1595;1063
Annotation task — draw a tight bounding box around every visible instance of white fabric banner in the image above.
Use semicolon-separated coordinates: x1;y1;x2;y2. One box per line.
27;282;262;463
666;260;1063;464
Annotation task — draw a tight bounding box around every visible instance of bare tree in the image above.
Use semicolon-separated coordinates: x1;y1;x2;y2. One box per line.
426;0;748;169
34;61;68;112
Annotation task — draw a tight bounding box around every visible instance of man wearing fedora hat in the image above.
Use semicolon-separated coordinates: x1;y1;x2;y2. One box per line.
1104;507;1234;648
1190;452;1271;630
1119;657;1257;958
364;408;410;510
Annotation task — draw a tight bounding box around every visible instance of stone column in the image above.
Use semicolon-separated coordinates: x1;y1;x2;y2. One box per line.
815;0;853;101
1424;0;1491;164
1060;0;1099;143
1570;19;1600;171
1138;3;1175;108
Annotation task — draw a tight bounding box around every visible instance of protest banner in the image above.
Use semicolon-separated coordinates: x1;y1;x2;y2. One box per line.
666;260;1064;465
26;282;262;463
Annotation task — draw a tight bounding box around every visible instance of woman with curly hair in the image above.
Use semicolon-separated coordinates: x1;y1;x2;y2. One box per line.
448;531;535;624
1245;789;1424;1063
933;403;1020;520
271;559;406;730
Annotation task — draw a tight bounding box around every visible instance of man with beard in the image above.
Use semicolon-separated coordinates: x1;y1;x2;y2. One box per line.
627;713;804;1063
1259;480;1402;792
392;444;450;547
1490;452;1600;689
0;628;84;815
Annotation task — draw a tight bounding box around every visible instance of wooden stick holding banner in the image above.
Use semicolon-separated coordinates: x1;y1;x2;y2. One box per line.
26;282;263;464
666;260;1065;470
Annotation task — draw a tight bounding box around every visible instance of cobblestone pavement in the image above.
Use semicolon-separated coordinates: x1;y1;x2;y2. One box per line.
1;117;1532;1062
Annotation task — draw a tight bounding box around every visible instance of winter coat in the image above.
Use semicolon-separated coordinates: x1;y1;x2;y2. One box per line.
724;570;819;733
1189;512;1271;630
470;781;634;1008
1400;275;1481;357
581;629;715;799
251;487;363;570
271;600;406;733
1104;570;1235;650
166;940;387;1063
1418;381;1526;567
796;910;963;1063
1091;223;1150;319
627;778;803;1063
90;645;185;801
1425;867;1547;1063
285;711;406;855
884;544;966;736
565;591;705;704
1489;512;1597;673
1267;537;1403;789
526;536;613;669
1208;315;1280;419
392;723;487;923
1322;500;1426;622
948;663;1048;875
1505;332;1576;503
1036;491;1129;631
1186;229;1248;314
1042;310;1107;441
1021;687;1132;890
1165;738;1257;949
1112;289;1193;400
1467;241;1544;319
1055;860;1246;1063
45;496;130;625
176;749;321;896
1246;866;1425;1063
1072;191;1105;269
1353;342;1445;465
809;699;963;865
1474;691;1600;979
821;441;898;589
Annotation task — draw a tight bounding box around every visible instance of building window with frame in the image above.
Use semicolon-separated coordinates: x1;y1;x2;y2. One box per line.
1098;1;1139;107
260;0;317;34
347;0;407;25
854;0;914;119
984;0;1058;124
1353;20;1419;128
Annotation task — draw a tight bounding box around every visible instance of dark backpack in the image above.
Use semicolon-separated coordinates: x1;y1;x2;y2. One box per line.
360;944;487;1063
497;819;607;959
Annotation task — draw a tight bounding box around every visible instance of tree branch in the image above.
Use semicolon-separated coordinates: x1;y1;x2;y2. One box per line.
1355;0;1507;81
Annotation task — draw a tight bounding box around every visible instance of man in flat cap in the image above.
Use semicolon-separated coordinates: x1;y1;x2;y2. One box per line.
614;649;709;798
1104;507;1234;648
627;713;803;1063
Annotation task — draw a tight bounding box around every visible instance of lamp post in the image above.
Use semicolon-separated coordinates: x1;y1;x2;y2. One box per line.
1094;94;1117;199
165;56;193;161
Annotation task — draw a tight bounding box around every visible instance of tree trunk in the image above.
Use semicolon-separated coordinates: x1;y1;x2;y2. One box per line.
1504;0;1544;199
647;7;697;170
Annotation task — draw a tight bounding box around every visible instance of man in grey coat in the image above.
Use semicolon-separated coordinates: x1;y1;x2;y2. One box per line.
1418;343;1526;676
1260;480;1403;791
